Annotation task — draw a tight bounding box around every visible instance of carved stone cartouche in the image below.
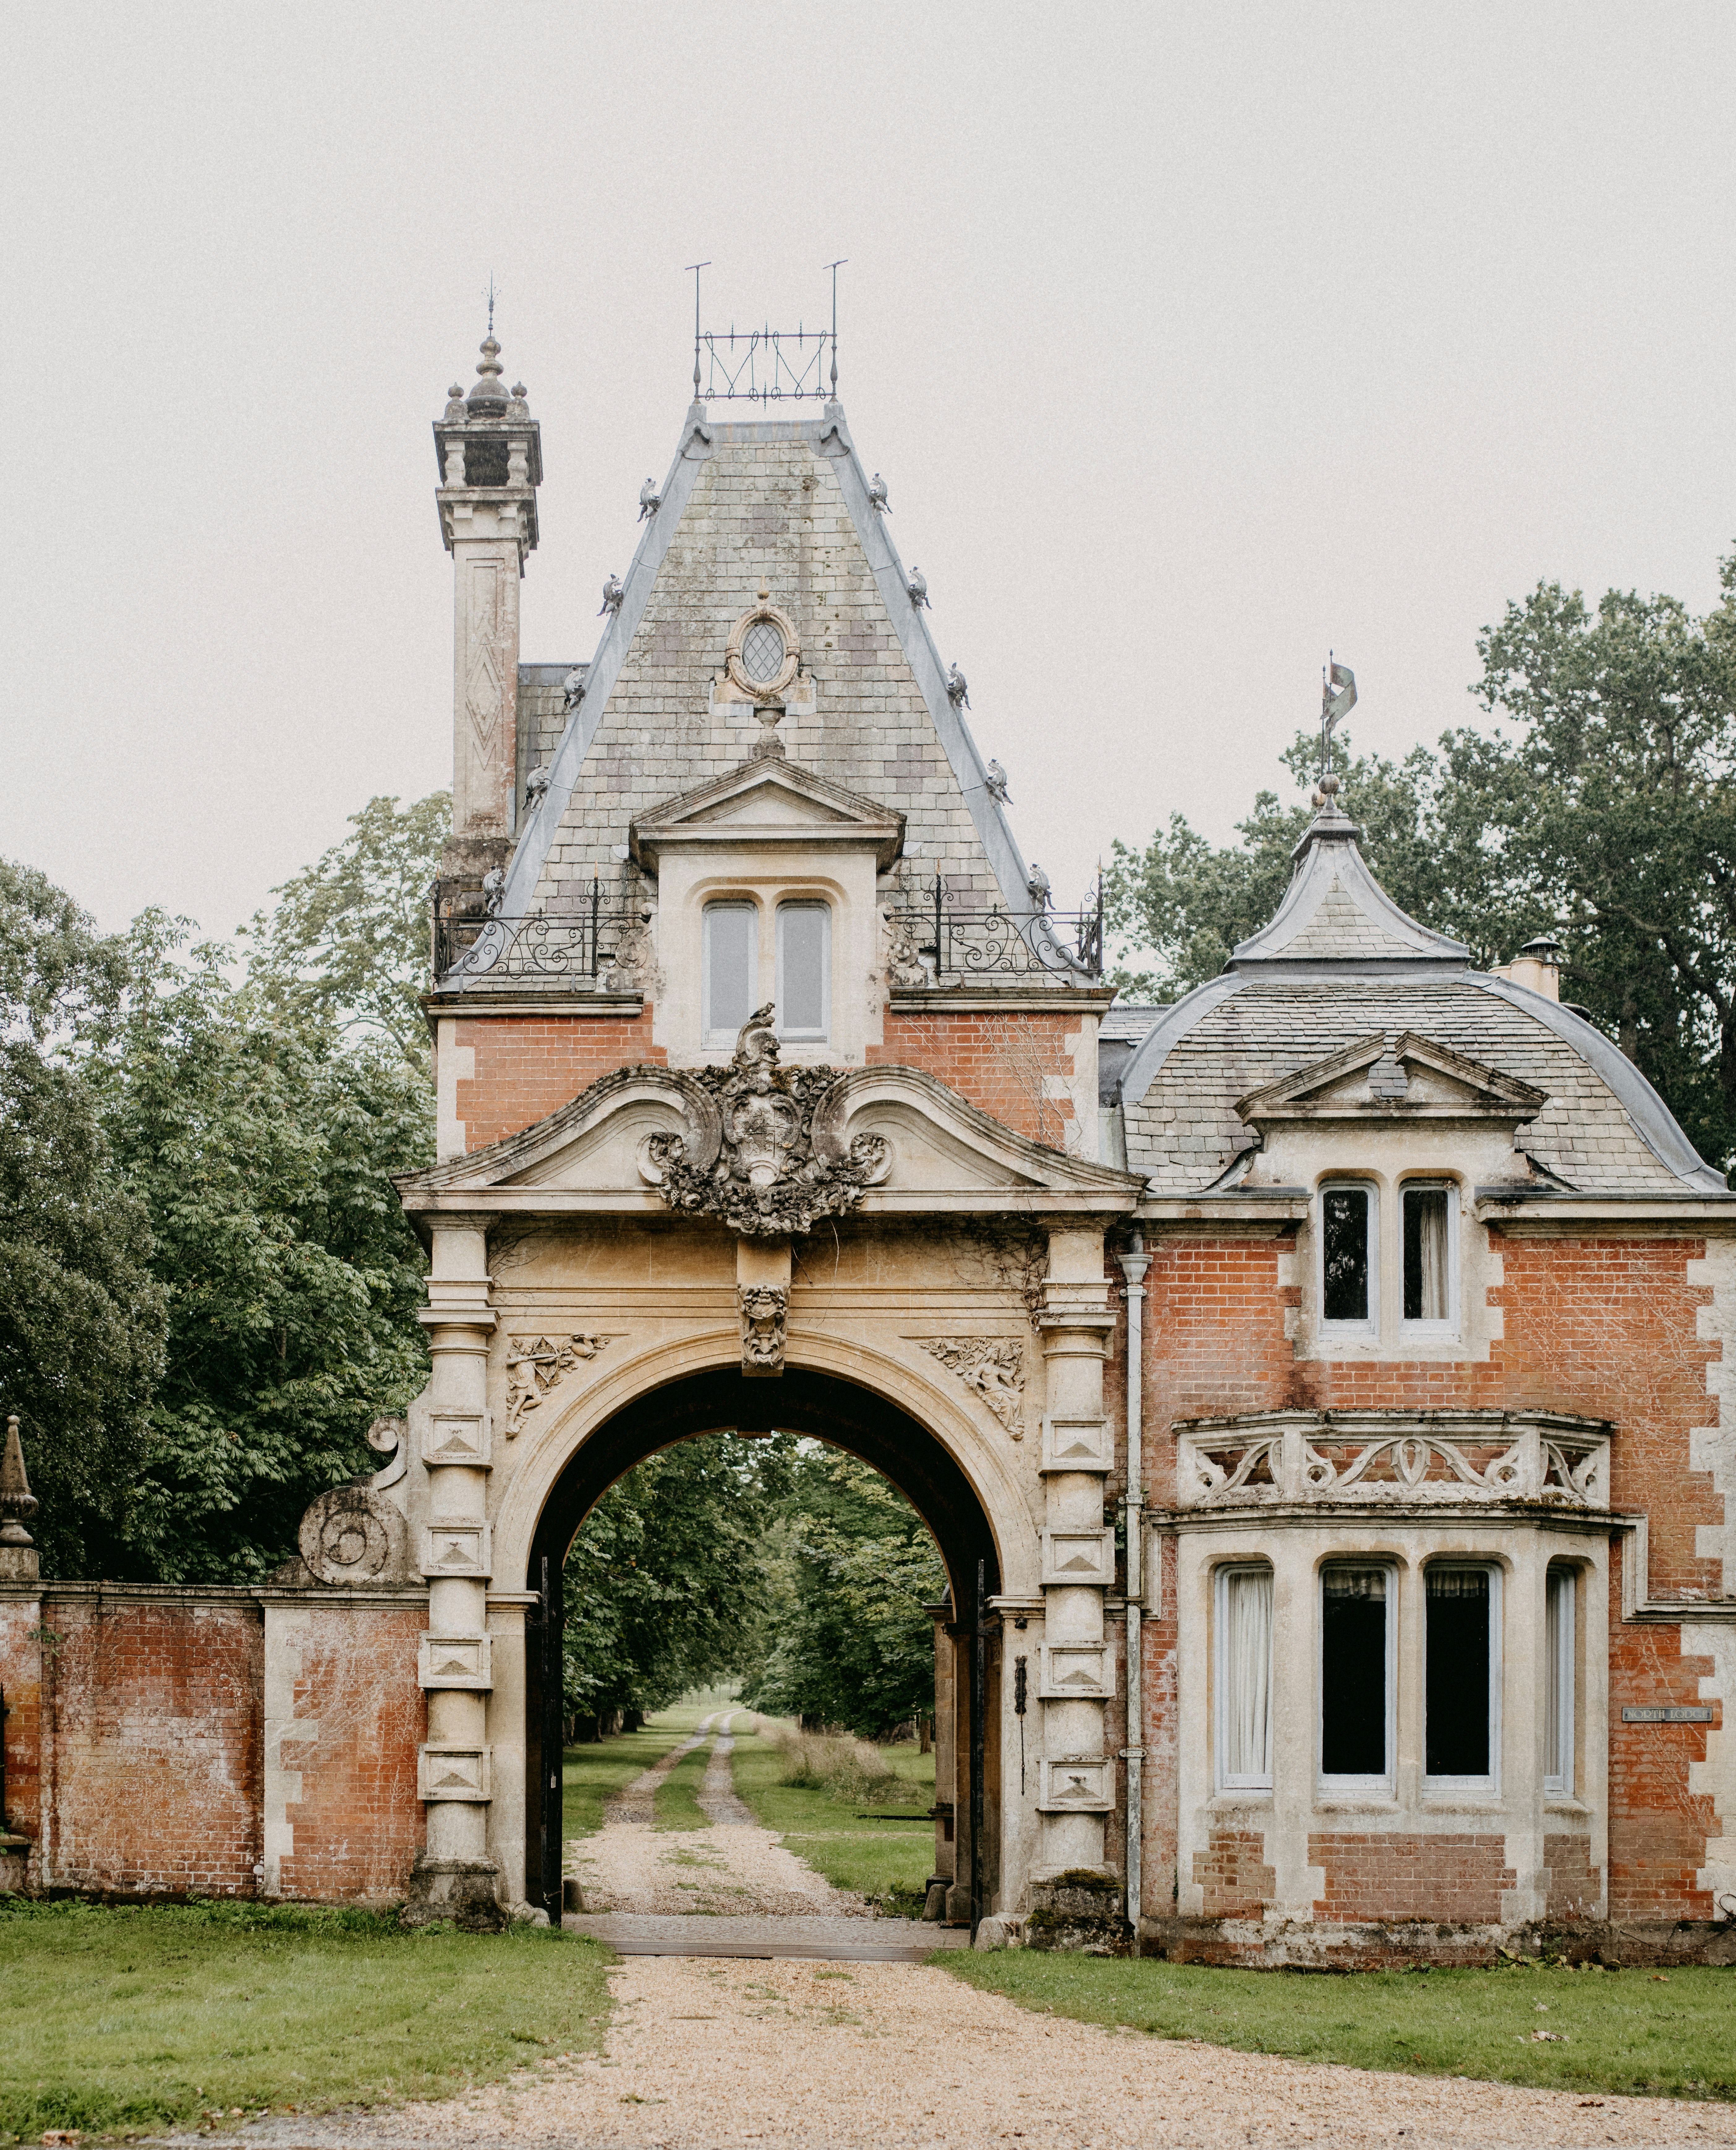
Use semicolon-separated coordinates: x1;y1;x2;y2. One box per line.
643;1006;890;1240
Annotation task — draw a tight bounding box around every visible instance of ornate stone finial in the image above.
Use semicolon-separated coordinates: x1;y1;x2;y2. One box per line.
907;565;930;610
751;701;787;760
0;1415;40;1581
598;573;624;617
467;334;509;411
946;662;970;708
0;1415;37;1539
639;478;662;521
868;472;890;513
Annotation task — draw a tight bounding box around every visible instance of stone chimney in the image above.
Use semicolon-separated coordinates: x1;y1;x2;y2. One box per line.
1491;935;1563;1001
0;1415;40;1583
433;334;543;887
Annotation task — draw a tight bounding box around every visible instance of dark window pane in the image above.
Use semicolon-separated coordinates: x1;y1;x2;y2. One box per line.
1322;1188;1369;1322
1404;1187;1450;1320
1426;1568;1490;1776
1321;1568;1386;1776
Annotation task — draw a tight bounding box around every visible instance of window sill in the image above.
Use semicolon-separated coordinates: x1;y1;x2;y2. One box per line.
1313;1794;1399;1813
1544;1797;1590;1816
1209;1791;1274;1812
1420;1795;1504;1812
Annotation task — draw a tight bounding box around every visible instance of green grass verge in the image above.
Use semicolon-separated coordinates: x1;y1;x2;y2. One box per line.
560;1708;705;1842
653;1740;714;1831
0;1897;614;2145
729;1729;936;1914
942;1950;1736;2102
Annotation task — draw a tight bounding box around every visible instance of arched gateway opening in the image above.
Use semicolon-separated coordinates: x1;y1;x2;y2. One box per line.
523;1366;1003;1928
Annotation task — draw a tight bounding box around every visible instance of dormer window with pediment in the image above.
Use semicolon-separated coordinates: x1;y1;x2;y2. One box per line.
1234;1031;1547;1361
631;756;902;1068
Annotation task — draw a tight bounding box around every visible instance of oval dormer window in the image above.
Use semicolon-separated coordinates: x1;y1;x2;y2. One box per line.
742;618;786;683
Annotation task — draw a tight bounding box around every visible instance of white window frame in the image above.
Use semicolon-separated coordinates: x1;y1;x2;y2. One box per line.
1317;1561;1397;1798
775;900;831;1043
1398;1178;1458;1337
1318;1180;1379;1338
702;900;759;1050
1421;1561;1502;1795
1544;1566;1576;1799
1214;1563;1275;1793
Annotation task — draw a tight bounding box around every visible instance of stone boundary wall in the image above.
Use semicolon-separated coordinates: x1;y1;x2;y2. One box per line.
0;1585;426;1903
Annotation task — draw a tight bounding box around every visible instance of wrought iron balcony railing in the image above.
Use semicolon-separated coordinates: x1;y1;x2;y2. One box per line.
884;876;1103;983
432;878;653;987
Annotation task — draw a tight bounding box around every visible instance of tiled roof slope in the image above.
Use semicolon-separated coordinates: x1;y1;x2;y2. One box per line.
1115;793;1728;1198
499;407;1028;923
1121;977;1716;1193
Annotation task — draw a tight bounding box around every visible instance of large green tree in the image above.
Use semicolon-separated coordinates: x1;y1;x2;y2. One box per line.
240;792;450;1073
88;914;434;1582
0;862;164;1578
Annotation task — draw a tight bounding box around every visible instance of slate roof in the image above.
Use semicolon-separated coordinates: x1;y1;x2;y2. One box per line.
1114;800;1728;1198
495;405;1031;927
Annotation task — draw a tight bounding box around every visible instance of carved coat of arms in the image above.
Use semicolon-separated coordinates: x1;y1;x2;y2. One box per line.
640;1007;891;1238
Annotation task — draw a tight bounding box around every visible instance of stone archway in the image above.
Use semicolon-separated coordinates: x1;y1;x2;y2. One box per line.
520;1365;1005;1926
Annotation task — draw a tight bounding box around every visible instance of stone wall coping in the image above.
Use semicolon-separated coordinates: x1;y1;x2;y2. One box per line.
0;1581;430;1608
422;991;646;1018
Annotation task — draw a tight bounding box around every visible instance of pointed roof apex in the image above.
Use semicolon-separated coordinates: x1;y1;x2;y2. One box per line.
1230;775;1469;974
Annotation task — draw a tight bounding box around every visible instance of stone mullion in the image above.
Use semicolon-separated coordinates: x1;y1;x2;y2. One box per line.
406;1218;501;1927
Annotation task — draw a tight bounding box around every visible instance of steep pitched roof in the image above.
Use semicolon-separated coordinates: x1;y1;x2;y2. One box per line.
497;403;1031;924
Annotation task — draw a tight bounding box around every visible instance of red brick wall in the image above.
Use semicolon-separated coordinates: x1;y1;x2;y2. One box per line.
0;1600;43;1869
1193;1829;1275;1916
277;1605;425;1902
1544;1831;1600;1920
41;1597;263;1895
1139;1227;1724;1926
1310;1832;1515;1922
451;1009;667;1152
869;1009;1079;1147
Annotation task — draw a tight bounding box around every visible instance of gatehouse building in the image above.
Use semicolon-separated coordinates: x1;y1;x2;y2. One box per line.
2;330;1733;1965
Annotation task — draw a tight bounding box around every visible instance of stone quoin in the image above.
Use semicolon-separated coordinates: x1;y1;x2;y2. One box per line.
2;337;1734;1966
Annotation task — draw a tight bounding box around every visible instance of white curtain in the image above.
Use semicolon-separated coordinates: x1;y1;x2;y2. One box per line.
1411;1188;1449;1319
1545;1569;1574;1790
1223;1567;1274;1782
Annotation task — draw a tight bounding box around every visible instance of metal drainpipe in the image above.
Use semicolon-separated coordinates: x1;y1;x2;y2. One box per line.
1117;1229;1151;1943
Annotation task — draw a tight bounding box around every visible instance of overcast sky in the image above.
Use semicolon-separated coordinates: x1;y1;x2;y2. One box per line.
6;2;1734;939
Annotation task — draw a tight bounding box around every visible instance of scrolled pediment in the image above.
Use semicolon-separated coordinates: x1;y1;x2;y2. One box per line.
397;1023;1142;1225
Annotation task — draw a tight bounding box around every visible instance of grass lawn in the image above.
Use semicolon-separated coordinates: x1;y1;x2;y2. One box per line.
943;1949;1736;2103
652;1739;714;1831
559;1697;721;1841
729;1727;936;1914
0;1897;613;2145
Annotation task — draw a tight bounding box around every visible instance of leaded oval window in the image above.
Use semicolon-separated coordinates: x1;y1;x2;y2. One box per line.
741;618;786;683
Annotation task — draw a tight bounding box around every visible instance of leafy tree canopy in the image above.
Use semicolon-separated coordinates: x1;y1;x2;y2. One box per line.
740;1450;946;1738
1104;550;1736;1174
561;1433;798;1719
239;792;450;1072
84;913;434;1582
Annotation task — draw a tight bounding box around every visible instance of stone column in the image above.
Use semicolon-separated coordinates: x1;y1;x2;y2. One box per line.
404;1216;504;1928
1036;1226;1117;1877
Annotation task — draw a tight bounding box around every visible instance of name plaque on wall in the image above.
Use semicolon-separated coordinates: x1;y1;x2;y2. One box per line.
1621;1705;1713;1724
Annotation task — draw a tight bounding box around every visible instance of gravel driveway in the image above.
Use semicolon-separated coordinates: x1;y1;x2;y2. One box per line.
222;1953;1734;2150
